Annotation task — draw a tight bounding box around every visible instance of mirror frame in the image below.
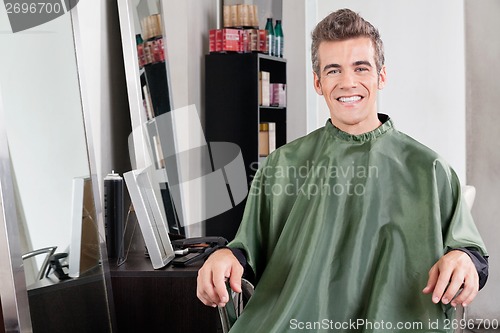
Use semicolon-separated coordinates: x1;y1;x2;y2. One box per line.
0;6;116;332
0;84;32;332
117;0;151;170
71;6;117;331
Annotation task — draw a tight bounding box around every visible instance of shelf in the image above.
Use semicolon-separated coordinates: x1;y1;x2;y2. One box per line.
256;53;287;63
260;107;286;124
205;52;286;240
259;106;286;110
109;252;201;278
207;52;285;62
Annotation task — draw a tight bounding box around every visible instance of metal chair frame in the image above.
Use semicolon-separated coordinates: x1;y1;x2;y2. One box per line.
21;246;58;282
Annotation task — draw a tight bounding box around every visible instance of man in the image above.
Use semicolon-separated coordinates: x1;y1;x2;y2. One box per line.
197;9;488;332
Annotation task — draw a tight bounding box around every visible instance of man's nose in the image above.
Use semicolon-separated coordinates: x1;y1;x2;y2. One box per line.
339;72;357;89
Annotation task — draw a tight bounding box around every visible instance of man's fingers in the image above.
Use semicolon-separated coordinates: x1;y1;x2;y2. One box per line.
431;267;453;304
423;265;438;294
461;286;479;307
212;267;230;306
197;268;221;307
451;275;479;307
196;283;213;306
197;260;229;307
229;262;244;293
441;273;465;305
424;251;480;306
196;248;244;308
423;265;439;294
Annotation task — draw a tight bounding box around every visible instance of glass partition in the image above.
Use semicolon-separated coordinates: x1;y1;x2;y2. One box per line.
0;5;114;332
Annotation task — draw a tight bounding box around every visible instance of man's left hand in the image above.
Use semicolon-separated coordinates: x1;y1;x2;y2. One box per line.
422;250;478;307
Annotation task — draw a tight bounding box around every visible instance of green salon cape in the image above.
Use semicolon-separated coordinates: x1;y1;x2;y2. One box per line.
229;116;487;333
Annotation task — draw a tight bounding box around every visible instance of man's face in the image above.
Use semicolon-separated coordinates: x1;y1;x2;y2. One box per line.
313;37;386;135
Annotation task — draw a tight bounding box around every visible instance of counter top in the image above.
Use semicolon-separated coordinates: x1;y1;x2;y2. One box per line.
109;252;203;278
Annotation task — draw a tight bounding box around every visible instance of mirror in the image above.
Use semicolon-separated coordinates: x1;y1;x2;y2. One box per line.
117;0;194;241
0;5;113;333
117;0;182;237
118;0;222;241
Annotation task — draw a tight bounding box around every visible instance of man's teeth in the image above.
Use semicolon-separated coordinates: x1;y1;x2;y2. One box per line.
338;96;362;103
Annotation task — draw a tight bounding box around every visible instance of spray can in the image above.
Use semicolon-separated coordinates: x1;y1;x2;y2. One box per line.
104;171;124;259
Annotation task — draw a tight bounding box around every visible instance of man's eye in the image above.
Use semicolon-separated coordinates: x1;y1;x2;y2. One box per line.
355;67;369;72
327;69;340;76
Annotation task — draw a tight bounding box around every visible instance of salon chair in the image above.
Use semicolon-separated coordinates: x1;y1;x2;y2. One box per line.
218;278;254;333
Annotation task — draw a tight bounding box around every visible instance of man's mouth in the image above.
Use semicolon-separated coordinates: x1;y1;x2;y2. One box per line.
337;95;363;103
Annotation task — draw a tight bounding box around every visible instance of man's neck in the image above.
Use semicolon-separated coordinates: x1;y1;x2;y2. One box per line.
331;113;382;135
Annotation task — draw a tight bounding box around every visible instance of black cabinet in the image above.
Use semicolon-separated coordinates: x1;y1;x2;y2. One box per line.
205;53;287;240
110;254;219;333
27;273;111;333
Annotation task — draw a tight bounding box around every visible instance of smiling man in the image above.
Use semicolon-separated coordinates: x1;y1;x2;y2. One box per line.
313;37;386;135
197;9;488;333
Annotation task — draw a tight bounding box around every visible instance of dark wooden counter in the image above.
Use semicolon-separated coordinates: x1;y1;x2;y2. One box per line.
109;253;220;333
27;268;111;333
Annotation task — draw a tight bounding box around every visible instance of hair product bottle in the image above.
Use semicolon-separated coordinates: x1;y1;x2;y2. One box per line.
274;19;283;58
265;18;274;56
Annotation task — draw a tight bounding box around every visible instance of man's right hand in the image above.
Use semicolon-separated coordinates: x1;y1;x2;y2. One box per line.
197;248;244;307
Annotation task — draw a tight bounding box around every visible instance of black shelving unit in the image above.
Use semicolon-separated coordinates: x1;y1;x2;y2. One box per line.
205;53;287;240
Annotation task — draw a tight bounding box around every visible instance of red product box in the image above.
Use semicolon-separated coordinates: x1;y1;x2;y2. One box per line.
209;29;217;53
216;29;223;52
222;28;240;52
152;38;165;63
137;43;145;68
258;30;267;53
239;29;249;53
248;29;259;52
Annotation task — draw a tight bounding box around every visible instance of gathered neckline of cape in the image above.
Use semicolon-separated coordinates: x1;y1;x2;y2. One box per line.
325;114;394;143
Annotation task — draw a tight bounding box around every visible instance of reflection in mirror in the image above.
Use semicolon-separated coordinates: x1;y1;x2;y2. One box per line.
118;0;194;241
0;5;113;333
119;0;210;241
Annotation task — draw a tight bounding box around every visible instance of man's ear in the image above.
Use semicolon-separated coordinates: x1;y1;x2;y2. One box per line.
378;65;387;90
313;71;323;95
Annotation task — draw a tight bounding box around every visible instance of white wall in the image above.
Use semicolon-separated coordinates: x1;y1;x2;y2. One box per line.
0;9;89;261
162;0;217;117
77;0;105;190
161;0;218;237
312;0;467;182
253;0;282;27
77;0;132;194
281;0;306;142
465;0;500;321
